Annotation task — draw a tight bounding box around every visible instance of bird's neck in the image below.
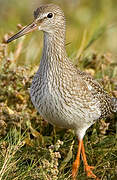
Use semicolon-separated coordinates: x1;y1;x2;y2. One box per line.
38;31;69;78
42;31;67;63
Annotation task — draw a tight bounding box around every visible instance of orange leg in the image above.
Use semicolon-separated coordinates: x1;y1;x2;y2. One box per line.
81;141;99;180
72;140;82;179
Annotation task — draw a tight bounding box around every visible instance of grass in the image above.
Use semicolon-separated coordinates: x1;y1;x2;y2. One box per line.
0;0;117;179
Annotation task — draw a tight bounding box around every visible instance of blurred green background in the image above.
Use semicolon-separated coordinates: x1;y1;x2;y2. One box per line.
0;0;117;65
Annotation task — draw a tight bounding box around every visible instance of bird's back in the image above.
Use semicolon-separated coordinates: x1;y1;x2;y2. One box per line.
76;69;117;118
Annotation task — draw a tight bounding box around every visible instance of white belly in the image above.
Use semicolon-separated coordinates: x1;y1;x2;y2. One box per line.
30;81;101;130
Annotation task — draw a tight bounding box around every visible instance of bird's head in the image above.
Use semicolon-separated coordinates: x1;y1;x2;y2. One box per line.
7;4;65;43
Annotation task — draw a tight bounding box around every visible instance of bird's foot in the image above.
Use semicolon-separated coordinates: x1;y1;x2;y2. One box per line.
72;160;80;180
85;165;99;179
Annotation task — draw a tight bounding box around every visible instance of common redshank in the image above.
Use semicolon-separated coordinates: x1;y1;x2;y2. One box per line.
7;4;117;179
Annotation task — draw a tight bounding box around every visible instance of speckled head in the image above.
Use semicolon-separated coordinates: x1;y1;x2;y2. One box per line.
33;4;65;33
6;4;66;43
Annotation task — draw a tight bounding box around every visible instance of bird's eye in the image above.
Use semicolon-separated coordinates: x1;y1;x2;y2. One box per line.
47;13;53;18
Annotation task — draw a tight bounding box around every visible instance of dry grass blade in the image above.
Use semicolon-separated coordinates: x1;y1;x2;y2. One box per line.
84;25;106;50
60;140;74;171
75;29;87;61
0;130;25;180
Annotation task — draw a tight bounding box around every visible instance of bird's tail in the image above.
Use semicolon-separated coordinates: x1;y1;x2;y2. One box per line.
112;98;117;112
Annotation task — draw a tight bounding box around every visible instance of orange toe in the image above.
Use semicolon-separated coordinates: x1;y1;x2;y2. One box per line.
85;165;95;170
85;165;99;179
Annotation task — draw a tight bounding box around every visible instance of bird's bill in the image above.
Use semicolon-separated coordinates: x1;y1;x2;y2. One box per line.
6;21;38;43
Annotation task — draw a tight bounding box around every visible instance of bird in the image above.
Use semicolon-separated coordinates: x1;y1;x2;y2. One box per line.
6;3;117;179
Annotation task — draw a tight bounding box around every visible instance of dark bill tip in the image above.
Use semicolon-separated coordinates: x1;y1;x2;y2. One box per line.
6;34;20;43
6;39;12;43
6;28;26;43
6;22;37;43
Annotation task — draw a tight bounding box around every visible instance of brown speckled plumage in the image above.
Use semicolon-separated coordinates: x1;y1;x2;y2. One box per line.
7;4;117;179
76;70;116;118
